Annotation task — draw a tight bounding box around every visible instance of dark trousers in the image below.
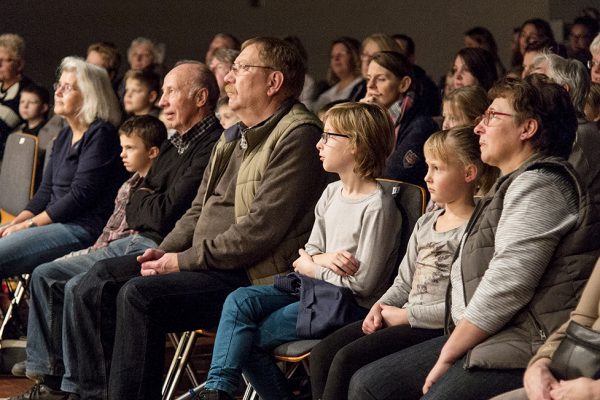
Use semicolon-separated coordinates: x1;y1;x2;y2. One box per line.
310;320;443;400
70;254;251;400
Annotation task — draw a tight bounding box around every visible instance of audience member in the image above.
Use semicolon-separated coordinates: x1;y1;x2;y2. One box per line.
0;33;32;159
209;48;239;97
123;69;161;118
86;42;121;88
464;26;506;76
67;37;328;400
588;33;600;83
310;125;495;400
585;82;600;124
0;56;127;279
451;47;498;91
347;75;599;399
362;51;437;187
513;17;560;69
205;33;241;65
567;16;599;64
521;40;553;77
117;37;165;102
284;35;316;110
312;37;363;112
216;96;239;129
15;83;50;136
441;85;489;130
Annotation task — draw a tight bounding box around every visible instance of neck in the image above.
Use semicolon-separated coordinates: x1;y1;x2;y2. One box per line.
27;117;44;129
134;106;153;116
67;117;89;142
137;165;151;177
1;76;19;90
499;147;535;176
179;110;209;134
339;171;377;199
239;98;284;128
336;75;358;89
444;191;476;221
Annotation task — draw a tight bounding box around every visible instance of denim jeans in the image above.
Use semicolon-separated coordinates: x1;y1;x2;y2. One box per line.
348;335;524;400
69;254;251;400
0;223;94;279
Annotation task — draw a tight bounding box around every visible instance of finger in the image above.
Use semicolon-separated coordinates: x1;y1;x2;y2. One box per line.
341;251;359;266
329;264;347;276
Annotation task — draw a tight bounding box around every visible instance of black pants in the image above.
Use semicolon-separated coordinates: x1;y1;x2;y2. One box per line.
70;254;250;400
309;320;443;400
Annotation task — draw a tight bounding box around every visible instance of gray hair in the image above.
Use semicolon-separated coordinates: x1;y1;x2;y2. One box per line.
212;48;240;66
590;33;600;55
58;56;122;126
540;53;590;116
127;37;165;65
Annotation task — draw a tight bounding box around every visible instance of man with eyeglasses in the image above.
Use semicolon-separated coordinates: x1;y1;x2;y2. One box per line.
68;37;327;400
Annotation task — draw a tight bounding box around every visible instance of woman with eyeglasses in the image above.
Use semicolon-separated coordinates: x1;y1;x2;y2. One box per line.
312;37;363;113
347;74;599;399
362;51;437;188
0;56;127;280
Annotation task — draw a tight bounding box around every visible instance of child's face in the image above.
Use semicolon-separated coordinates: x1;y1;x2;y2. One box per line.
442;102;468;130
316;120;354;175
119;132;155;175
424;151;471;205
19;92;47;121
218;104;239;129
124;78;156;115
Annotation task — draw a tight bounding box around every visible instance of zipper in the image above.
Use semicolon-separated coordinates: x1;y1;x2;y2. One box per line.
240;129;248;151
527;309;547;341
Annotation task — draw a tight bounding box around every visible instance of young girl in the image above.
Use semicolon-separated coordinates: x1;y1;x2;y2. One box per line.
309;125;497;400
195;102;403;400
442;85;489;130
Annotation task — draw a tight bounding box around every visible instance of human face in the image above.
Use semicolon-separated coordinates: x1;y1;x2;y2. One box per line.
0;47;20;85
452;56;478;89
86;50;110;70
365;61;406;108
205;35;233;64
124;78;155;115
158;65;199;132
474;98;525;174
521;51;541;78
519;24;540;55
330;43;353;80
464;36;479;49
424;152;470;205
223;44;272;123
218;104;239;129
119;133;154;175
19;92;46;121
569;24;592;52
360;40;380;78
209;58;231;92
129;43;154;70
316;121;354;175
53;71;83;120
442;101;468;130
590;52;600;83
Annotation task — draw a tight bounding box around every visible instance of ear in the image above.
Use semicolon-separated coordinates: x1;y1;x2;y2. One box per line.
148;146;160;160
519;118;538;141
464;164;478;183
41;104;49;115
195;87;208;108
266;71;285;97
398;76;412;93
148;90;158;104
593;115;600;122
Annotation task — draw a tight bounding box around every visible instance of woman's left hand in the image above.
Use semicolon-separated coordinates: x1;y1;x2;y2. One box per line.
0;221;28;237
423;357;453;394
550;378;600;400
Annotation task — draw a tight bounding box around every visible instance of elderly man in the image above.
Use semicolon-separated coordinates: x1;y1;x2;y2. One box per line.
8;61;222;400
68;37;326;400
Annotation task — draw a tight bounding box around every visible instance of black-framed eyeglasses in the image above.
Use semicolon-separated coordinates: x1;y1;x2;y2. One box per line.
321;131;350;144
230;62;274;75
475;109;514;126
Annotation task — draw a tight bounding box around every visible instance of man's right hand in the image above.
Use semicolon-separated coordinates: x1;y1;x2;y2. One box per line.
312;250;359;276
137;248;166;264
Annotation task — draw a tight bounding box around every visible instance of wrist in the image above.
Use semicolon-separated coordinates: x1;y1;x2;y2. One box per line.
27;218;37;228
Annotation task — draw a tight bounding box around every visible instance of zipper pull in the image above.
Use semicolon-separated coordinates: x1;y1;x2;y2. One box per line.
240;131;248;150
540;329;547;341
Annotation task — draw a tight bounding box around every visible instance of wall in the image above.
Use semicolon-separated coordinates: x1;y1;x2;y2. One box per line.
2;0;599;91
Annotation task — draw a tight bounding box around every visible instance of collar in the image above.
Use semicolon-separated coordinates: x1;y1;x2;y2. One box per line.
169;114;219;154
388;92;415;126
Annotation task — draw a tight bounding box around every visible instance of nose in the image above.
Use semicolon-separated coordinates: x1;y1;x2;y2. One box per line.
316;137;324;150
120;148;126;159
474;119;485;136
224;69;235;84
158;93;167;108
366;77;376;89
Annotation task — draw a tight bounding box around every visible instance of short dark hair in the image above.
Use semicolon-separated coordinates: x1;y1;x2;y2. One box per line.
464;26;498;55
489;75;577;159
456;47;498;90
391;34;415;58
124;68;161;95
87;41;121;79
119;115;167;150
573;16;599;38
21;83;50;106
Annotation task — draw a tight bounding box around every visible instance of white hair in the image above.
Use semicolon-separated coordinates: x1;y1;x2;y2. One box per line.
127;37;165;65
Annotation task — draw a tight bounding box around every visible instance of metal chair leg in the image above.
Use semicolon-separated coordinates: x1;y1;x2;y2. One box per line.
0;274;30;341
164;331;199;400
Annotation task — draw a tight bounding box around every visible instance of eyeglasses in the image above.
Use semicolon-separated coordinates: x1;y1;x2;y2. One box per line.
476;109;514;126
0;58;15;65
53;82;77;94
321;131;350;143
587;60;599;69
230;63;274;75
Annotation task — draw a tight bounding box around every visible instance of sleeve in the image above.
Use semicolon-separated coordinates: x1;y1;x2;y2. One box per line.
315;198;402;298
303;185;331;256
176;124;326;271
44;123;122;223
464;170;579;334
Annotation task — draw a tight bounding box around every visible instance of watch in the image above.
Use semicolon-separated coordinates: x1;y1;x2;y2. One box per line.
27;218;37;228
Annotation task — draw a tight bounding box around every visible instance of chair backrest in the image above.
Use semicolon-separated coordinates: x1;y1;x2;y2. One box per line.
0;133;39;223
43;137;56;174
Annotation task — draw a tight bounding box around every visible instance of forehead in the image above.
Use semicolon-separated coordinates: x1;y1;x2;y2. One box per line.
126;77;145;87
86;51;109;68
522;24;538;35
20;91;40;100
237;44;261;62
59;71;78;83
362;41;380;54
331;43;348;54
132;43;152;54
571;24;589;34
490;97;513;110
454;55;465;66
367;61;391;75
162;66;188;89
119;131;145;145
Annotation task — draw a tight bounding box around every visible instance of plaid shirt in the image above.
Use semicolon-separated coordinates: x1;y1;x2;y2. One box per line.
169;114;219;154
92;173;144;250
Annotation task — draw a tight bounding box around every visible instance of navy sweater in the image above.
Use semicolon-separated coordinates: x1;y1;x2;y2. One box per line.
26;119;127;238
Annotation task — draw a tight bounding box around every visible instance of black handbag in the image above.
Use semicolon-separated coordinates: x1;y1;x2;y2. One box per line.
549;320;600;380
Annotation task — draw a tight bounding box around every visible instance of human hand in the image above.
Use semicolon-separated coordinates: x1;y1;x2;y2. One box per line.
362;303;384;334
380;304;409;327
292;249;317;277
137;248;166;264
140;252;179;276
312;250;359;276
423;357;454;394
524;358;557;400
360;94;377;104
0;221;28;238
550;377;600;400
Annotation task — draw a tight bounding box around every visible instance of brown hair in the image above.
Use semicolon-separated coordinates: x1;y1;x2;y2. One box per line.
87;42;121;79
119;115;167;150
443;85;490;125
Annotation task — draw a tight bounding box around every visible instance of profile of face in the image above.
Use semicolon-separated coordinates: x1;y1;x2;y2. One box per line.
316;120;354;174
206;35;234;64
19;92;47;122
330;43;353;79
129;43;154;71
519;24;540;55
591;52;600;83
218;103;239;129
209;57;231;92
365;60;408;109
521;51;542;78
119;132;156;174
124;78;157;115
569;24;592;52
424;150;473;205
360;40;380;78
0;46;21;84
464;35;480;49
452;55;479;89
86;50;110;71
54;71;84;120
442;101;468;130
158;65;200;132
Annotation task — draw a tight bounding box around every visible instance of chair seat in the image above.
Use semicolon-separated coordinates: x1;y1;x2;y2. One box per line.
273;339;320;362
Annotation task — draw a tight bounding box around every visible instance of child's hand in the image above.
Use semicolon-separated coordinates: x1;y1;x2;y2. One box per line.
362;303;384;334
312;251;359;276
292;249;317;277
380;304;409;327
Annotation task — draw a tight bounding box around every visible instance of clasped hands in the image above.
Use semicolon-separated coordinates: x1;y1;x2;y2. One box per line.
137;248;180;276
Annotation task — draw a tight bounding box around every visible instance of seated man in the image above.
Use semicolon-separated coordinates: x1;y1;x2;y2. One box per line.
9;61;223;400
70;37;327;400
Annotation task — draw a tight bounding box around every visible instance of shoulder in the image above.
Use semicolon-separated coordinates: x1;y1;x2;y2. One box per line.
506;168;578;212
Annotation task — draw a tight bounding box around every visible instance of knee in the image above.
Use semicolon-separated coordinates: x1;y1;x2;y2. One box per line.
223;287;251;311
348;369;375;400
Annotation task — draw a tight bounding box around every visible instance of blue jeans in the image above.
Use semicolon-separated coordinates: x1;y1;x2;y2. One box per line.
0;223;94;279
23;234;157;394
348;335;524;400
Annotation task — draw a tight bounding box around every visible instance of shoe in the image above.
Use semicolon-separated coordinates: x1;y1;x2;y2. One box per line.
190;388;234;400
11;360;26;377
6;383;71;400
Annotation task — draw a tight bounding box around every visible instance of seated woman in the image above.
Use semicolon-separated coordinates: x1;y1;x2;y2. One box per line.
491;258;600;400
0;56;127;279
362;51;438;187
451;47;498;91
347;75;600;399
195;102;403;400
